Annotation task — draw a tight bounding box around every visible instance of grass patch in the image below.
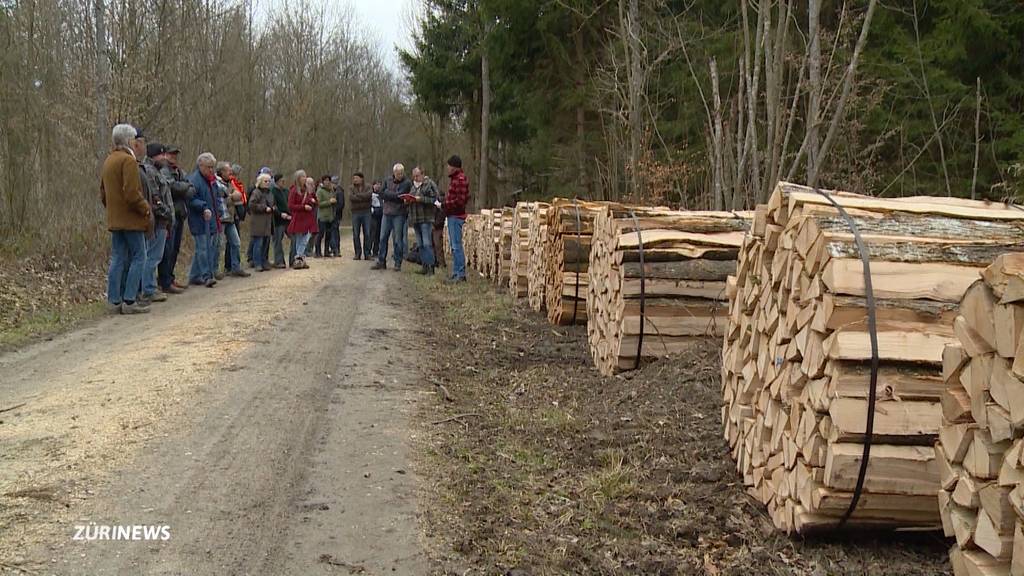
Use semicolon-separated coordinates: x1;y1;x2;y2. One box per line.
0;301;107;349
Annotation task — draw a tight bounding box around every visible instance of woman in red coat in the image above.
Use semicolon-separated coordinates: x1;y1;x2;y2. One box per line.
286;171;319;269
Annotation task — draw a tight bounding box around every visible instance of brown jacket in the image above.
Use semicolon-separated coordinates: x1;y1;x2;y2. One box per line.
100;148;151;232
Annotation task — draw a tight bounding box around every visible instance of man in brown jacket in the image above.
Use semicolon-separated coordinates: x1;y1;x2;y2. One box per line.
101;124;153;314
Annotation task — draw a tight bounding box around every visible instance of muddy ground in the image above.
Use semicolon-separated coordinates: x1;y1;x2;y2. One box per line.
408;272;952;576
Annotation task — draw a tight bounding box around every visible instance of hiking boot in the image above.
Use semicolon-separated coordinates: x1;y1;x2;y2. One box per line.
205;279;217;287
172;281;189;290
161;284;185;295
230;269;251;278
370;261;386;271
120;302;150;314
144;292;168;303
215;272;225;281
273;263;286;269
259;265;272;272
107;302;123;314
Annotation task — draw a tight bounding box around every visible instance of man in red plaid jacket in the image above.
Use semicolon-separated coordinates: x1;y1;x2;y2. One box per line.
443;155;469;282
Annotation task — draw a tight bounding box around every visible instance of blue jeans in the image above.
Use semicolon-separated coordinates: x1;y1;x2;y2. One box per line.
413;222;434;267
378;213;407;267
351;211;371;258
143;227;168;296
447;216;466;279
222;222;241;272
107;230;147;304
159;217;184;289
252;236;268;268
294;232;312;258
189;233;215;283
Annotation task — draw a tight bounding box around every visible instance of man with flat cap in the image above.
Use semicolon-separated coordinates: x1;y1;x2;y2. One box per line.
156;144;194;294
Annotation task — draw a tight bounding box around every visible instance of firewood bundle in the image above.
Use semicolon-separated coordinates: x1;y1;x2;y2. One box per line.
509;202;536;298
721;181;1024;534
938;254;1024;575
496;208;514;288
476;209;500;279
527;202;551;311
544;199;608;325
586;206;750;375
464;214;480;272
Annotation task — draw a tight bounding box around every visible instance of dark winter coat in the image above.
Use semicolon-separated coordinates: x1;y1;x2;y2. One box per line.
381;176;412;216
248;186;273;237
407;178;439;226
349;184;372;213
186;169;223;236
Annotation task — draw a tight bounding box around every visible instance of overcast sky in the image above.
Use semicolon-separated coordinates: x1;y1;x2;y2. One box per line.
350;0;416;72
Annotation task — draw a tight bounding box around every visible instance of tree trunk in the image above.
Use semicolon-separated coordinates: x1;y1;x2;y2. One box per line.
807;0;821;184
626;0;643;201
93;0;109;171
575;25;588;198
480;43;491;208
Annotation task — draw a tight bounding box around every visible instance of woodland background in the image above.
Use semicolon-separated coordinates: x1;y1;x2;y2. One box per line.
1;0;1023;263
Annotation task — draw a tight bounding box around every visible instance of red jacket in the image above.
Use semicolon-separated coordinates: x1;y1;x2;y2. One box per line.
286;185;319;235
444;169;469;219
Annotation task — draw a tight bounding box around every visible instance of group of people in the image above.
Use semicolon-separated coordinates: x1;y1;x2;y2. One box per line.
100;123;470;314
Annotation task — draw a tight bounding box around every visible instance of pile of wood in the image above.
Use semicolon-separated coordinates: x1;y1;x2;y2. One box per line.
508;202;536;298
721;181;1024;534
544;199;608;325
527;202;551;311
587;207;750;375
938;254;1024;574
495;208;514;288
464;214;480;272
476;209;499;279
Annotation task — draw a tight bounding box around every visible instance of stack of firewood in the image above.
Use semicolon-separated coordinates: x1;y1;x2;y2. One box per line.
587;206;750;375
544;199;608;325
496;208;514;288
508;202;536;298
938;254;1024;574
721;181;1024;534
476;209;499;280
464;214;480;272
527;202;551;310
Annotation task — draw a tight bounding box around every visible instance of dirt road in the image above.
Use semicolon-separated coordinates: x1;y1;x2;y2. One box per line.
0;245;431;575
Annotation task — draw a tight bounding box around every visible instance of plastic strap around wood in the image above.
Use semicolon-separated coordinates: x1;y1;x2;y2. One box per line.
811;187;879;529
629;208;646;370
571;198;583;324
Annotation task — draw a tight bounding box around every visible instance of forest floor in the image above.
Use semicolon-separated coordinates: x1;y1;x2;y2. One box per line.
0;256;108;349
410;272;954;576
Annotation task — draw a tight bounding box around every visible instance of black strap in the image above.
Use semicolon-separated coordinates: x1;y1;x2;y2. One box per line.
811;188;878;529
629;209;646;370
571;198;583;324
